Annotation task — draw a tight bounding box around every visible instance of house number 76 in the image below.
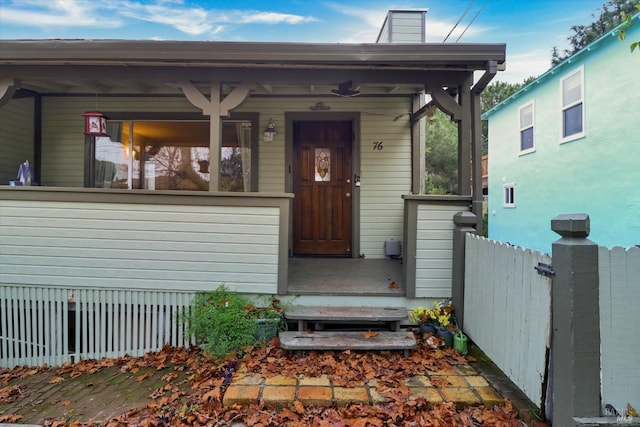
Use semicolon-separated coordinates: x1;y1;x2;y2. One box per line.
372;141;384;150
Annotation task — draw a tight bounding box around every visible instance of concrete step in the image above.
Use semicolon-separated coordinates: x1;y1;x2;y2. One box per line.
279;330;417;357
284;305;408;331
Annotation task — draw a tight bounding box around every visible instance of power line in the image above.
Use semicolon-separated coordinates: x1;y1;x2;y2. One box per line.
456;0;489;42
443;0;476;43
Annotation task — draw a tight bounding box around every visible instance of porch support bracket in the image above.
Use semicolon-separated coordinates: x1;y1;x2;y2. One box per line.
471;61;498;95
428;84;462;121
177;81;254;191
177;81;254;116
0;78;20;108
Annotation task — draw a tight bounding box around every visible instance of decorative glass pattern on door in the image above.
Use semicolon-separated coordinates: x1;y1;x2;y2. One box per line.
315;148;330;181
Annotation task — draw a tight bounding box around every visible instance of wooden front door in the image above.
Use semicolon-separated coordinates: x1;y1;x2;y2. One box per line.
292;121;353;256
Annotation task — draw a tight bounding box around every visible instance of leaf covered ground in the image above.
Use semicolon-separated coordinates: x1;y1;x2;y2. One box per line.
1;338;523;426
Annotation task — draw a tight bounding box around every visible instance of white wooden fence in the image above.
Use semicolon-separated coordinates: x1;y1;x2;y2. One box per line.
0;285;194;368
463;234;552;408
599;245;640;414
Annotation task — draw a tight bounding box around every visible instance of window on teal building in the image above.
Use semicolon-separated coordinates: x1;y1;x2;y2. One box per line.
519;102;534;153
503;183;516;208
561;67;584;142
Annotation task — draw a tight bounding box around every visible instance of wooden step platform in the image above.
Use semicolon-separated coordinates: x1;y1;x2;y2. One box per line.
279;331;417;356
284;306;408;331
280;306;414;356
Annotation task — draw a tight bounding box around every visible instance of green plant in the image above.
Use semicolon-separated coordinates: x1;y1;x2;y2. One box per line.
181;286;296;359
409;300;455;329
181;285;258;359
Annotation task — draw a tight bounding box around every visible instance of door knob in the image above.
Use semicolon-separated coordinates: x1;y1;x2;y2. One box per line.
346;192;351;198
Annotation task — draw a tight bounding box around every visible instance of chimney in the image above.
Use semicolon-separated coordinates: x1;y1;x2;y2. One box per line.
376;9;428;43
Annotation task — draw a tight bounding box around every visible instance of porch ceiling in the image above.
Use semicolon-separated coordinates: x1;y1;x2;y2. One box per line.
0;39;506;97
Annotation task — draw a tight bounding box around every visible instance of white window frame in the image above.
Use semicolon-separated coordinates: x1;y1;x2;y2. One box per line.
560;66;585;143
518;101;535;154
503;183;516;208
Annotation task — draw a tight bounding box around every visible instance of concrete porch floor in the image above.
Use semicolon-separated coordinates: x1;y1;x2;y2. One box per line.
287;258;404;296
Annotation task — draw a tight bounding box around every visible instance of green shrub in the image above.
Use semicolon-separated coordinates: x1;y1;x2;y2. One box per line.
182;285;258;359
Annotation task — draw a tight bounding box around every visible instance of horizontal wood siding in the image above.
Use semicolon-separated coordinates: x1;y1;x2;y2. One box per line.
0;97;34;184
414;203;467;297
360;98;411;258
464;234;551;408
390;13;425;42
0;199;280;293
41;96;198;187
599;245;640;413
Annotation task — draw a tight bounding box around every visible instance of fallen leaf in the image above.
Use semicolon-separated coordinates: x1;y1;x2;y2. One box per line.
63;400;72;406
203;388;221;402
292;400;305;414
136;372;153;382
388;281;398;289
49;376;65;384
0;414;23;423
363;330;379;339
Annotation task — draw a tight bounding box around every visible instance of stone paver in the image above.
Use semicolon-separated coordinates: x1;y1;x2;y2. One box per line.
262;385;296;407
409;387;443;403
334;386;369;406
475;386;504;406
264;375;297;386
465;375;489;387
297;386;333;406
298;375;331;387
440;387;482;408
222;385;261;406
441;375;468;387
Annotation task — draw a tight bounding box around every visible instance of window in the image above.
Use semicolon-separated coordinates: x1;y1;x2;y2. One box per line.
519;102;534;153
92;118;257;191
503;183;516;208
561;68;584;141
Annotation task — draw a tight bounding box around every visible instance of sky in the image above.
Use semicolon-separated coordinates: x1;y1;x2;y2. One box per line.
0;0;609;84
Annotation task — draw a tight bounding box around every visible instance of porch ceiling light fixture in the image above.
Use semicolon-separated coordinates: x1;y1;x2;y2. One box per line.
331;81;360;97
263;117;277;142
82;111;109;136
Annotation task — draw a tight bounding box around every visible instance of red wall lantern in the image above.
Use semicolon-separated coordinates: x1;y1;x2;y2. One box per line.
82;111;109;136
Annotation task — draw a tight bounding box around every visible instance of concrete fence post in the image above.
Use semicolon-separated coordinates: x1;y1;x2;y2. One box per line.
551;214;600;426
452;211;477;330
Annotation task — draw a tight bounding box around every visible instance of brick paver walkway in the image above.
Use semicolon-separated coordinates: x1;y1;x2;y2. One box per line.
223;364;504;408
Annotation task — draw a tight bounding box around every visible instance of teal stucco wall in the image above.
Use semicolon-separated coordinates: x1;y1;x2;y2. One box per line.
486;23;640;253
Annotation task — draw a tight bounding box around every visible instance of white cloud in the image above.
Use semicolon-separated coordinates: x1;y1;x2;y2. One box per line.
0;0;317;38
235;12;316;25
497;49;553;84
0;0;122;28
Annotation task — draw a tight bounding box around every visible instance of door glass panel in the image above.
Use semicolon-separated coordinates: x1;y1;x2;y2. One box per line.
314;148;330;181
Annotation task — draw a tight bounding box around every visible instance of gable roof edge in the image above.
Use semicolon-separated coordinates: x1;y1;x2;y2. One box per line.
482;13;639;119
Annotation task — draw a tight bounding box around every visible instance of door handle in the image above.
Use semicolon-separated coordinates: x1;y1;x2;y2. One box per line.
346;192;351;198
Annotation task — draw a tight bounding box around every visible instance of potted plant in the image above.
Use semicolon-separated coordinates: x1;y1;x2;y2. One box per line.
245;296;292;340
409;306;438;333
409;300;456;347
